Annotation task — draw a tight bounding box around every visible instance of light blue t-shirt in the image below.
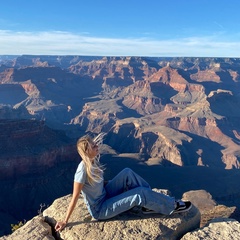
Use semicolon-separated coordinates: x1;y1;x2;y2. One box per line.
74;161;106;206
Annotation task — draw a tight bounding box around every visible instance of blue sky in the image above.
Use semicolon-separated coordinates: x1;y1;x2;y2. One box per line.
1;0;240;57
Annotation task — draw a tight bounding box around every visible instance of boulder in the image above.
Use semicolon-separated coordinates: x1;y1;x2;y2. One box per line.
43;191;200;240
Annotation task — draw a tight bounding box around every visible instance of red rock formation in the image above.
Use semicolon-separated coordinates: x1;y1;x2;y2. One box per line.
149;66;188;92
1;55;240;169
0;119;77;179
190;69;221;82
121;80;164;115
0;68;14;83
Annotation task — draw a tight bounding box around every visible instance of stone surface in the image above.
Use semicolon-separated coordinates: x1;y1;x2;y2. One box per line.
181;218;240;240
2;189;239;240
43;191;200;240
0;216;54;240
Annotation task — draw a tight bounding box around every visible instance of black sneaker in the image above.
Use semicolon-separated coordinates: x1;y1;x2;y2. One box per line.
170;200;192;214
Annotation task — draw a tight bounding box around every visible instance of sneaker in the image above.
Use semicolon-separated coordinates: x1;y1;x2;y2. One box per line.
142;207;158;215
170;200;192;214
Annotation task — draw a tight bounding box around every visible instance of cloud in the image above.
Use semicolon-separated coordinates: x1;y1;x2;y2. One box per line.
0;29;240;57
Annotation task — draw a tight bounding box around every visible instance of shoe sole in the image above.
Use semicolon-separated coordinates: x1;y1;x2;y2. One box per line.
142;211;159;215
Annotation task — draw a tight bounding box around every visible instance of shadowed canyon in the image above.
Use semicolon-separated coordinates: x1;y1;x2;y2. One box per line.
0;55;240;236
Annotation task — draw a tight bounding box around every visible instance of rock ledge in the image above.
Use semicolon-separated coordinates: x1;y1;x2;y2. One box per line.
43;191;200;240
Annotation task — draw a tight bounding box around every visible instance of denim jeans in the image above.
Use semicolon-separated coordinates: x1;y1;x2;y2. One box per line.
90;168;175;220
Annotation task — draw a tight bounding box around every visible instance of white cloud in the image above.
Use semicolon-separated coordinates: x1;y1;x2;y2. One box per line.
0;29;240;57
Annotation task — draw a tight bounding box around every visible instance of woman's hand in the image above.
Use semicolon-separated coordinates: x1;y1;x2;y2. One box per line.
55;221;67;232
54;182;83;232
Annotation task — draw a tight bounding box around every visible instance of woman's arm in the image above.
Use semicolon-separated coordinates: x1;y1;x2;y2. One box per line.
55;181;83;232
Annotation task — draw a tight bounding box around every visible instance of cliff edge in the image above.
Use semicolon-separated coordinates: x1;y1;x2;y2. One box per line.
0;189;200;240
2;189;239;239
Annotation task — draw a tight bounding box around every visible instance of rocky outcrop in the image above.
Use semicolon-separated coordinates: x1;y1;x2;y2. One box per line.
190;69;221;82
149;66;188;92
0;68;15;83
120;80;164;115
2;189;240;240
42;191;200;240
71;99;123;133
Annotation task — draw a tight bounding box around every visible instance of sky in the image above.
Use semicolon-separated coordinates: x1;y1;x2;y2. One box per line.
1;0;240;57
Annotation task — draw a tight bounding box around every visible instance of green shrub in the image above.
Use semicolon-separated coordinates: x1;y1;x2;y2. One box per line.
11;221;25;232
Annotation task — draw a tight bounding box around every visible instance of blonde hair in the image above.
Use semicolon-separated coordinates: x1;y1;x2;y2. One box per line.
77;133;105;185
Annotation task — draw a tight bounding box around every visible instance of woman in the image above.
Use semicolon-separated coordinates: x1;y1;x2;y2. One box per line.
55;133;192;232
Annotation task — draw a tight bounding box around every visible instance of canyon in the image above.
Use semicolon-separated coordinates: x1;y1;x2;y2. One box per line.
0;55;240;236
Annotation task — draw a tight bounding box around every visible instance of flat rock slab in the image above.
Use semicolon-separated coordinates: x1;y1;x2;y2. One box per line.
43;191;200;240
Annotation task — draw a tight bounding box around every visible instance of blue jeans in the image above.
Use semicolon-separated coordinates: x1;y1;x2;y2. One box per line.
90;168;175;220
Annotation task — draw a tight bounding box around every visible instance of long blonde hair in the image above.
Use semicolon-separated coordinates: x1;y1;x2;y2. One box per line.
76;133;105;185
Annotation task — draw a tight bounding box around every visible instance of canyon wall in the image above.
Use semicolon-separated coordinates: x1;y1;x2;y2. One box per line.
1;55;240;236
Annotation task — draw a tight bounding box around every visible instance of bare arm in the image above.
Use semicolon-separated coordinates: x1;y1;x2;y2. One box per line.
55;182;83;232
